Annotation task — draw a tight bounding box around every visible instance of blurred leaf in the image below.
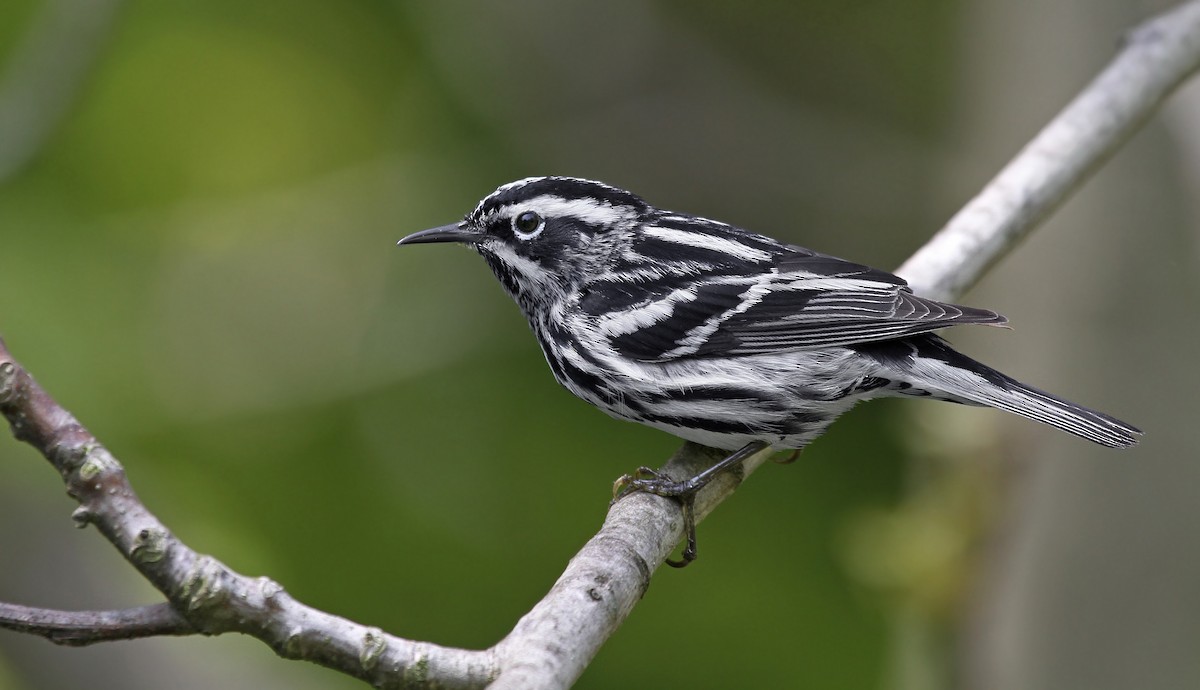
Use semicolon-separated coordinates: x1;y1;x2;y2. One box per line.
47;1;410;211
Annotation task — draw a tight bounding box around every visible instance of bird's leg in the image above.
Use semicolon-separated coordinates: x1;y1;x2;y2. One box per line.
611;441;769;567
611;441;769;500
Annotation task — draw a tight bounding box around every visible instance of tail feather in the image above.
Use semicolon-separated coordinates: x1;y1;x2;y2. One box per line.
960;379;1141;448
864;336;1142;448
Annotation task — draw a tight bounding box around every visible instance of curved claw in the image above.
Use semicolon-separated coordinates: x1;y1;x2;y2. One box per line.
773;449;802;464
611;466;665;502
665;497;699;568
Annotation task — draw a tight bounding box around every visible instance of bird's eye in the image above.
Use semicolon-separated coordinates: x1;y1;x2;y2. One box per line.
512;211;544;239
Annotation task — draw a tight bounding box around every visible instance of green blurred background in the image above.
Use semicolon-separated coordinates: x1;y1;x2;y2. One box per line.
1;1;1196;688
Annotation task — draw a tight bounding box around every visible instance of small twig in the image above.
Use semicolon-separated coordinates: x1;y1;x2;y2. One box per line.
0;602;194;646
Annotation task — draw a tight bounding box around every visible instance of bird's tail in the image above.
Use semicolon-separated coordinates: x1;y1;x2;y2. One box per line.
868;336;1142;449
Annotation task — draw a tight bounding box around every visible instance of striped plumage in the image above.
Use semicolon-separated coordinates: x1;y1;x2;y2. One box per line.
398;176;1141;453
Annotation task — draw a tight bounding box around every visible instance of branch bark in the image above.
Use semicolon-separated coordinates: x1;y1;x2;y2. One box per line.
2;1;1199;688
896;0;1200;300
0;602;194;646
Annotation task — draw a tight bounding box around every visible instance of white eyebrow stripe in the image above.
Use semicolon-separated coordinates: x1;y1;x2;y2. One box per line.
529;195;635;226
480;194;637;228
642;226;773;262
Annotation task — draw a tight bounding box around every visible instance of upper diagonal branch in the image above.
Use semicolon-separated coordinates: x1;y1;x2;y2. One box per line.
897;1;1200;301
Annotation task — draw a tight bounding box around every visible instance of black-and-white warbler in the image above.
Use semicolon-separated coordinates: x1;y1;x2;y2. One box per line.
398;176;1141;563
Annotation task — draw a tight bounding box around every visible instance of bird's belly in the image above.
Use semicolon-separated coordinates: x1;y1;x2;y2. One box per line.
547;346;872;450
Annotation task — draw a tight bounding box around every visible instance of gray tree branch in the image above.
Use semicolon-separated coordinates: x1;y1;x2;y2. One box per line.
896;0;1200;300
1;1;1199;688
0;602;194;646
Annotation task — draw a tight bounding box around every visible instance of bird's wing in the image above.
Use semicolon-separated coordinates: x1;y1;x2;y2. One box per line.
578;246;1007;362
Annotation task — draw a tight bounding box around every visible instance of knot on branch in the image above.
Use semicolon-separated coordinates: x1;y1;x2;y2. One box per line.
131;526;169;564
181;556;229;611
359;627;388;671
256;576;284;608
0;361;17;404
74;443;105;477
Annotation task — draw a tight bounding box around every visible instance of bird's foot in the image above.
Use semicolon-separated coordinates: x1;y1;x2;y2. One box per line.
610;441;769;568
612;467;701;567
611;466;703;502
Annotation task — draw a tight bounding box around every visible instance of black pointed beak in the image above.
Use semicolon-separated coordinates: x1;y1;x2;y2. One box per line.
397;223;483;246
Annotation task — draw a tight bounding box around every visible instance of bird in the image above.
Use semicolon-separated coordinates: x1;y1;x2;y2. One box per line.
397;176;1141;564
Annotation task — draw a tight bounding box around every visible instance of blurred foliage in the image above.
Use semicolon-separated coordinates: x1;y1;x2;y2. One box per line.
0;1;989;688
662;0;960;136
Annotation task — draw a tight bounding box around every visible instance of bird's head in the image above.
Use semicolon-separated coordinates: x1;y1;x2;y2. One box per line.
398;176;649;311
